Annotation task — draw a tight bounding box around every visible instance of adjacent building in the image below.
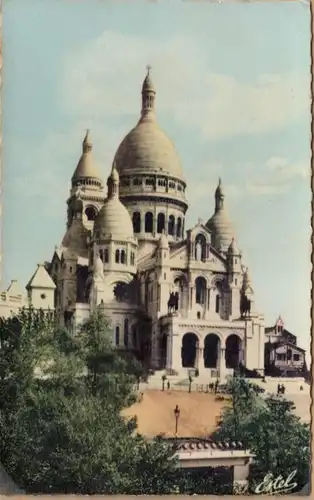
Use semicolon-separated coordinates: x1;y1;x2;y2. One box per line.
264;316;307;377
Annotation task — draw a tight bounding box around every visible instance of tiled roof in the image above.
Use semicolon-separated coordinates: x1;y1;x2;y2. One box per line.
163;437;246;451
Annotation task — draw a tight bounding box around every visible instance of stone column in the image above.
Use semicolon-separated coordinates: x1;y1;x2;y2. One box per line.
219;347;226;381
233;463;250;494
198;346;205;372
166;333;173;371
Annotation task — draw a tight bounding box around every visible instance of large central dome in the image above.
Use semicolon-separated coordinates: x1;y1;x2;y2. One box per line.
113;68;184;182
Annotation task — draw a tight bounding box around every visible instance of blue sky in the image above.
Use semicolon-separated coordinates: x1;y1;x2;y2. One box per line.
2;1;311;353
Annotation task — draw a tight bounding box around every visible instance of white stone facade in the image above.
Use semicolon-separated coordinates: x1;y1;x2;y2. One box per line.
0;69;265;379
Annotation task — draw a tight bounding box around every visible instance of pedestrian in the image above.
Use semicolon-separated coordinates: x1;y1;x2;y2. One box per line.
167;380;170;390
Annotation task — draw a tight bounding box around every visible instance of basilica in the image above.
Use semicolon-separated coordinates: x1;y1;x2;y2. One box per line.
1;69;266;379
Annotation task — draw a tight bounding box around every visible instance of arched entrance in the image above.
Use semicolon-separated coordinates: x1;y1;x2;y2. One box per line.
181;333;199;368
225;334;242;369
160;333;167;368
204;334;220;368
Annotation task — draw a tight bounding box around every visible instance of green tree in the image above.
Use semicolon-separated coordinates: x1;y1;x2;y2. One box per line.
1;308;178;494
213;376;310;494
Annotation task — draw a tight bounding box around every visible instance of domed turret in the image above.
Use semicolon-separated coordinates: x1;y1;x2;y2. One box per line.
72;130;103;188
206;178;234;254
242;267;252;293
93;165;134;241
227;237;239;256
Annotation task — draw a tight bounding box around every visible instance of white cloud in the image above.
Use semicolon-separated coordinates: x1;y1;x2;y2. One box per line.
265;156;309;181
60;31;309;141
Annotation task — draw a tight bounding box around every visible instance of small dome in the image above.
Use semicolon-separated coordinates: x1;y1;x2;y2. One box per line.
72;130;102;183
93;166;134;241
62;219;89;256
227;238;239;256
94;198;134;240
242;267;251;290
206;178;234;253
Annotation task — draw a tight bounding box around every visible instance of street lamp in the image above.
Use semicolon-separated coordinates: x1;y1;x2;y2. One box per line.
174;405;180;437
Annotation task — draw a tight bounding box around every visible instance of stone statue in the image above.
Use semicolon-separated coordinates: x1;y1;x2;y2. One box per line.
195;241;202;261
240;292;251;317
167;292;176;313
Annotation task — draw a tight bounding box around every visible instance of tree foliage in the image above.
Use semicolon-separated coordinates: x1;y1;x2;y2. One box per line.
213;376;310;494
1;308;178;494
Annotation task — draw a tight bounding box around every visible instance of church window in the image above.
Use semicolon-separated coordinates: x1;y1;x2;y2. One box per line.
115;326;120;345
235;278;237;286
85;206;97;221
132;326;137;348
40;293;46;300
177;217;182;238
132;212;141;233
124;318;129;347
215;295;220;313
197;312;201;319
195;277;206;305
121;250;126;264
130;252;135;266
157;213;165;233
99;249;103;262
69;266;73;273
169;181;175;189
133;178;141;186
145;212;153;233
235;258;237;264
104;249;109;263
115;249;120;263
168;215;175;235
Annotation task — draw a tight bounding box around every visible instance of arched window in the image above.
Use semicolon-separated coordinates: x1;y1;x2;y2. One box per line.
157;213;165;234
124;318;129;347
121;250;126;264
195;277;206;305
104;248;109;263
168;215;175;236
131;326;137;348
132;212;141;233
130;252;135;266
145;212;153;233
177;217;182;238
115;249;120;263
115;326;120;345
99;249;103;262
215;295;220;313
85;206;97;221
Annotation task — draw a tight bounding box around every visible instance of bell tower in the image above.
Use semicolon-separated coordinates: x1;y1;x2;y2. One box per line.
66;131;106;232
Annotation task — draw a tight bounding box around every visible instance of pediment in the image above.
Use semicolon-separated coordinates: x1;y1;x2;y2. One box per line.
187;221;212;241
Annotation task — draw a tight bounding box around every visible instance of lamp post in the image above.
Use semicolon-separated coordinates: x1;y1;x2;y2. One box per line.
174;405;180;437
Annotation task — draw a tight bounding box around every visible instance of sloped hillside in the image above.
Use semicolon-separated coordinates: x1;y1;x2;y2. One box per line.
122;390;229;438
